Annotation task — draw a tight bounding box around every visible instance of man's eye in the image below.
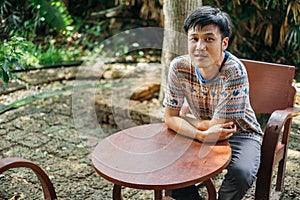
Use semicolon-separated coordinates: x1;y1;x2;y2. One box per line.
205;37;214;42
190;37;199;42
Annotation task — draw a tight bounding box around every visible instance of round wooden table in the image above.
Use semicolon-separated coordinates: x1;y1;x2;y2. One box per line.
92;123;231;200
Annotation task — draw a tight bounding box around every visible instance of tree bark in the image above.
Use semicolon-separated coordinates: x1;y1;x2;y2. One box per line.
159;0;202;103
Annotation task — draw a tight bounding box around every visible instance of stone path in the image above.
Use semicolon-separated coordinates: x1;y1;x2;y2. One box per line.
0;63;300;200
0;63;161;200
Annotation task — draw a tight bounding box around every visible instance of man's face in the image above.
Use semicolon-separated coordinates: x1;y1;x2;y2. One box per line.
187;24;228;69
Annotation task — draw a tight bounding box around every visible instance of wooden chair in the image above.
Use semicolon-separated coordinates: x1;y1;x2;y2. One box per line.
0;157;58;200
240;59;300;199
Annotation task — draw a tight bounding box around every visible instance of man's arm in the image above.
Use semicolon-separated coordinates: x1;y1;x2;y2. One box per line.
165;107;236;142
183;116;234;130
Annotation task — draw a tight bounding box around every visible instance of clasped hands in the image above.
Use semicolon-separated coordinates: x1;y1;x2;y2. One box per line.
196;121;237;143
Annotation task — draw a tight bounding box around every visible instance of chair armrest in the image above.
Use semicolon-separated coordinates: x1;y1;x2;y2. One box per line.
0;157;58;200
266;106;300;131
255;106;300;200
261;106;300;160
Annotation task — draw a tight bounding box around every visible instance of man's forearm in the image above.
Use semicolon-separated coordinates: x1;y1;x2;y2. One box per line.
165;115;236;142
164;108;235;142
183;116;210;131
165;116;204;141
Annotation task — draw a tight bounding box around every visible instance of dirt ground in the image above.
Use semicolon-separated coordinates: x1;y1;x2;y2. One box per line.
0;64;300;199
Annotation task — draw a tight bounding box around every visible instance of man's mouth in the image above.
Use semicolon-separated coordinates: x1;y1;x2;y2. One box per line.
195;54;208;59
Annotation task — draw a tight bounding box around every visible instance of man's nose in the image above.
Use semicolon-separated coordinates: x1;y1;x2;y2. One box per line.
196;39;206;50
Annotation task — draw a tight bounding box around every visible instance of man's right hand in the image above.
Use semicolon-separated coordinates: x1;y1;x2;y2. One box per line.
196;122;236;142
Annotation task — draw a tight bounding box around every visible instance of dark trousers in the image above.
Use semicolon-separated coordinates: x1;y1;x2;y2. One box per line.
171;136;261;200
171;185;203;200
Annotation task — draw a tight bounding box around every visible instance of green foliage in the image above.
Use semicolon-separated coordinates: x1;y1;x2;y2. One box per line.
0;37;37;84
31;0;73;31
0;36;83;84
204;0;299;66
0;0;73;37
34;44;82;65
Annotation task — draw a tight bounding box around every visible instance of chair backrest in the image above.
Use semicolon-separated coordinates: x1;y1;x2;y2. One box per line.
241;59;296;114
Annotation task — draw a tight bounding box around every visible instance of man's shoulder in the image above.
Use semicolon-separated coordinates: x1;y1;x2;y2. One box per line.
226;52;244;66
170;55;190;69
223;52;247;78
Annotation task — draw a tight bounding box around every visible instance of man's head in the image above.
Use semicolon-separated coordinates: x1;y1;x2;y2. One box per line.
183;6;232;39
184;6;233;71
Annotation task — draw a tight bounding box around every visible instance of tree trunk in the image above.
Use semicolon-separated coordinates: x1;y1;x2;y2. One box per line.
159;0;202;103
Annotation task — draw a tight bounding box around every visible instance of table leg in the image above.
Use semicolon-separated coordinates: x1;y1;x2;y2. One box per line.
203;178;217;200
154;190;162;200
113;184;123;200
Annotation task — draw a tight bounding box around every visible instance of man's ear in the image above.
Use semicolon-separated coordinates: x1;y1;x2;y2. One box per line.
222;37;229;51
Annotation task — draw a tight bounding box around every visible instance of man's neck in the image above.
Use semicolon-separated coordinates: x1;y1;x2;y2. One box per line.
199;52;225;80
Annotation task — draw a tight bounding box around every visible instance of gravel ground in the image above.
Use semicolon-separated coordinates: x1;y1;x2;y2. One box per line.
0;65;300;199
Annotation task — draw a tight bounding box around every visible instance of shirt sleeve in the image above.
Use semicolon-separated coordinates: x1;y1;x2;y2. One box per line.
213;62;250;119
163;59;185;110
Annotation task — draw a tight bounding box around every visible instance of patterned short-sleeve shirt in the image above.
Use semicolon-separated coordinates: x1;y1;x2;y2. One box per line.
163;51;263;143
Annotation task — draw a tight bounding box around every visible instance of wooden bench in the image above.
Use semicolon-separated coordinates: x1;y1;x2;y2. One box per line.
0;157;58;200
240;59;300;199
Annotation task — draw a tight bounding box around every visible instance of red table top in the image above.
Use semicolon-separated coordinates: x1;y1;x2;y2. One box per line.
92;123;231;190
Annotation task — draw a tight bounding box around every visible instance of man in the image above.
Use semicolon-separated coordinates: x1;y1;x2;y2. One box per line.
163;6;263;200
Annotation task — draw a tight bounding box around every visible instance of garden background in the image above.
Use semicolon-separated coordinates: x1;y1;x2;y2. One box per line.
0;0;299;199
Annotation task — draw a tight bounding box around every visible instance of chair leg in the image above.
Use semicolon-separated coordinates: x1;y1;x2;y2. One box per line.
255;122;283;200
255;166;274;200
275;159;286;191
276;119;292;191
0;157;57;200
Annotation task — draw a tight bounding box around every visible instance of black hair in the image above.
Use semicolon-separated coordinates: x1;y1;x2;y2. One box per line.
183;6;233;39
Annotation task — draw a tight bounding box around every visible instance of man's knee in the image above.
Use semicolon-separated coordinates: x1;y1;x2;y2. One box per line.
229;164;257;189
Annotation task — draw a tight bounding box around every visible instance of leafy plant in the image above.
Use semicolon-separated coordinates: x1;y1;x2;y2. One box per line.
0;36;84;85
0;37;38;85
